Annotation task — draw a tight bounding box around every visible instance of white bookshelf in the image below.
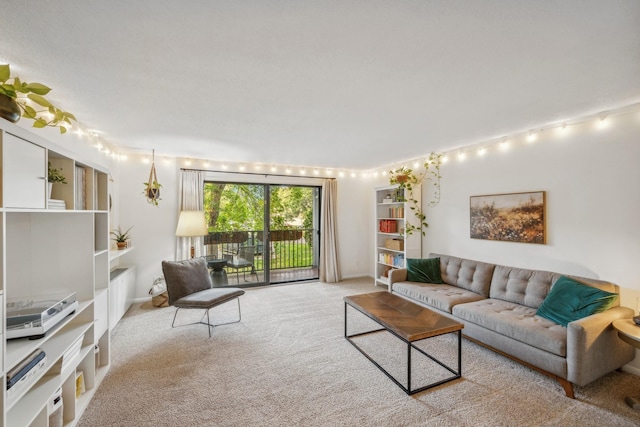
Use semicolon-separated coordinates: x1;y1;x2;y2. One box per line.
374;184;421;289
0;119;110;427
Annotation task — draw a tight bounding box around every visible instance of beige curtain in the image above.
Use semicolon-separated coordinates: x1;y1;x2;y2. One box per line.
176;170;206;260
319;179;341;282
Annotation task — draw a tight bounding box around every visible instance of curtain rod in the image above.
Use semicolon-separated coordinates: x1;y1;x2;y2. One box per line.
180;167;336;180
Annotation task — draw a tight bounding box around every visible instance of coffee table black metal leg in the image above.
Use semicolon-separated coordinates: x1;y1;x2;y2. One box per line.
407;341;412;393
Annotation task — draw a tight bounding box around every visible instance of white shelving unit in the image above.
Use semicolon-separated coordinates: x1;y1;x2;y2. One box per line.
374;184;421;290
0;120;110;427
108;248;136;332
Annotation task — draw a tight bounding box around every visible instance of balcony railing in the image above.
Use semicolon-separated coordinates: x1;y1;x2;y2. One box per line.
204;229;316;271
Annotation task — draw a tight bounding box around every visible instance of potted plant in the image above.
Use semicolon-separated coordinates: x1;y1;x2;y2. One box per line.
47;162;67;197
0;64;77;133
143;181;162;206
110;226;134;250
388;152;442;236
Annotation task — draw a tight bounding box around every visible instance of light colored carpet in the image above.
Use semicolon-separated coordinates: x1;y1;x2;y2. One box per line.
78;277;640;426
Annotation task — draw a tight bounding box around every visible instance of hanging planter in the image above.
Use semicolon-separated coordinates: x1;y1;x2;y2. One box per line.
143;149;162;206
0;63;77;133
0;92;20;123
388;152;442;236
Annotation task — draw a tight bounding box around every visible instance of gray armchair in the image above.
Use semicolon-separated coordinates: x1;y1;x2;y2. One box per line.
161;257;245;337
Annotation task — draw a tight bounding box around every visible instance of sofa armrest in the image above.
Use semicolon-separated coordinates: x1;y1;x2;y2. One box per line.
388;268;408;290
566;306;635;386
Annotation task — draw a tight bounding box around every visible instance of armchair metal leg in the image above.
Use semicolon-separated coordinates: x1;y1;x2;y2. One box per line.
171;298;242;337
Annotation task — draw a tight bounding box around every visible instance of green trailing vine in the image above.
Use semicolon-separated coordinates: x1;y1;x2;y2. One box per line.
388;152;442;236
0;64;77;133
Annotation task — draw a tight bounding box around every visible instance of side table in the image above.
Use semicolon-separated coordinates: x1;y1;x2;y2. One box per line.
206;257;229;286
612;319;640;410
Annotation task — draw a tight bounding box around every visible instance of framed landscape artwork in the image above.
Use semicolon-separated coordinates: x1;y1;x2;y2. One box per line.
470;191;546;244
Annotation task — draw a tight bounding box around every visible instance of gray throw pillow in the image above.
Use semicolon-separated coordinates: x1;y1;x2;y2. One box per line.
161;257;212;305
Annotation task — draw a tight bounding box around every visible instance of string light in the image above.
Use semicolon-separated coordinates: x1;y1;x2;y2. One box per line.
527;131;537;142
121;103;638;178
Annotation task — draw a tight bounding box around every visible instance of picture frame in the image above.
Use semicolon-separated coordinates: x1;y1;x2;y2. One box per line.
470;191;545;244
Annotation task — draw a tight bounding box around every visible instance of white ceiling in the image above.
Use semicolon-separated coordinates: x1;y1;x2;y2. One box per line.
2;1;639;170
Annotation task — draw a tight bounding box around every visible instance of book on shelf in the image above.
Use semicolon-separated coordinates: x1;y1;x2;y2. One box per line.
378;252;405;267
388;206;404;218
379;219;397;233
75;166;86;210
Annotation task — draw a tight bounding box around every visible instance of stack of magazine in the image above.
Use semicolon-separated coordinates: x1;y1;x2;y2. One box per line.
48;199;66;210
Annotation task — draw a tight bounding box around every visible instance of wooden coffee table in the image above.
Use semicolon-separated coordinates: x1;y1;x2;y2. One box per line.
344;291;463;395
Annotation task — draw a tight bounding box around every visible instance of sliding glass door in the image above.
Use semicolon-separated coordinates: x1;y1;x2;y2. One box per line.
203;181;320;287
267;185;320;284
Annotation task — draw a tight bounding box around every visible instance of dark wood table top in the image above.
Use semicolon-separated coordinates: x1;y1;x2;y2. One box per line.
344;291;463;342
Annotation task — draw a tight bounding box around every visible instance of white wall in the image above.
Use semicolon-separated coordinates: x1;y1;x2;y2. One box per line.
110;155;180;295
423;113;640;304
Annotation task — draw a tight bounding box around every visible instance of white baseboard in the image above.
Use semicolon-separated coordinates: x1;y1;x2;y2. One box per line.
621;364;640;377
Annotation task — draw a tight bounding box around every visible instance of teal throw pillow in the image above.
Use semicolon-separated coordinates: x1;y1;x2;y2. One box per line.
406;258;444;284
536;276;618;327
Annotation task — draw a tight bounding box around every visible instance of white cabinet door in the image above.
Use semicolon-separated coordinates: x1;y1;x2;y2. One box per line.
3;133;46;208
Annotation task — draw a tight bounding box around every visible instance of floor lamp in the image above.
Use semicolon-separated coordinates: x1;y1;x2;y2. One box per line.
175;210;208;259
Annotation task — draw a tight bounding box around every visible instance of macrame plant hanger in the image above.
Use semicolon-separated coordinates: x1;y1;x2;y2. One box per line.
145;149;161;205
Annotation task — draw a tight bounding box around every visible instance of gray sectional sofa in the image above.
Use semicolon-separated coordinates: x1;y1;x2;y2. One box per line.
388;253;635;398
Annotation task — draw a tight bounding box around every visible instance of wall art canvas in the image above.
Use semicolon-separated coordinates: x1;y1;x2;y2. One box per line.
470;191;545;244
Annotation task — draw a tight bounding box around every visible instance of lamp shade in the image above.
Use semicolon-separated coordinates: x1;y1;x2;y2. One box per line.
175;211;208;237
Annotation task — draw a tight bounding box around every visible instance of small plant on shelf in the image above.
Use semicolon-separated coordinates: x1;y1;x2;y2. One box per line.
47;162;67;184
388;152;442;236
110;226;134;250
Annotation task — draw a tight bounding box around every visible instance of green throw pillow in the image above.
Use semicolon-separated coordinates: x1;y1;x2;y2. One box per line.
406;258;444;284
536;276;618;327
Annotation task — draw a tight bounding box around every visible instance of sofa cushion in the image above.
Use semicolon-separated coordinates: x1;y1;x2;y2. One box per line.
490;265;560;309
430;253;495;297
453;299;567;357
536;276;619;327
393;281;486;314
406;258;444;284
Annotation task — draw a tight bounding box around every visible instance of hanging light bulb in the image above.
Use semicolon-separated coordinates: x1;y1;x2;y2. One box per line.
527;131;537;142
